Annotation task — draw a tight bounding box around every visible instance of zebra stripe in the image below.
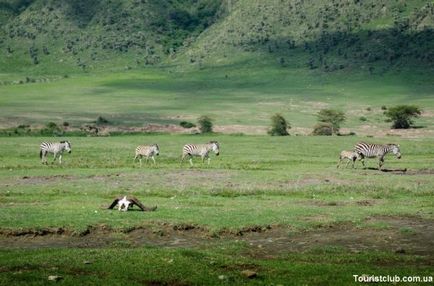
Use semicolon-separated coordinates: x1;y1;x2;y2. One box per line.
337;150;360;169
181;141;220;166
354;142;401;169
134;144;160;166
40;141;72;165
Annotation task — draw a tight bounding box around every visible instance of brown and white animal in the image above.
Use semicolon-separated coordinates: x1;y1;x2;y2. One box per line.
354;142;401;170
108;196;157;212
337;150;360;168
40;141;72;164
134;144;159;166
181;141;220;166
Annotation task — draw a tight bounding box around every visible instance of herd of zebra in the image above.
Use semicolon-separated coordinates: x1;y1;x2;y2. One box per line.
39;140;221;167
40;140;401;169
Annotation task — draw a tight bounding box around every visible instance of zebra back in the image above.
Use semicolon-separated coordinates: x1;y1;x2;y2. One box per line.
355;142;399;158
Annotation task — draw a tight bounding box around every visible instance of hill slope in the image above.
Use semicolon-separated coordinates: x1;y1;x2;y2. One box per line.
1;0;434;75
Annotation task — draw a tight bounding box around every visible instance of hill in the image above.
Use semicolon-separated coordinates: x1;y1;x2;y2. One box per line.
0;0;433;74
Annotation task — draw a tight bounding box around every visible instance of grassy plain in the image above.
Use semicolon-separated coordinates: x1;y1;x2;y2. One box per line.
0;134;433;285
1;66;433;134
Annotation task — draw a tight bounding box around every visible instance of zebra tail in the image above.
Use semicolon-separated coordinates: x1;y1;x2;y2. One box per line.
39;149;43;159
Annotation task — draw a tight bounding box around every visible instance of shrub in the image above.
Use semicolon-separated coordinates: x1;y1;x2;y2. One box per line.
96;116;109;125
312;122;333;136
384;105;422;129
366;107;372;111
62;122;70;127
381;105;387;110
180;121;196;128
40;122;63;136
268;113;290;136
317;109;345;134
359;116;367;122
197;116;213;133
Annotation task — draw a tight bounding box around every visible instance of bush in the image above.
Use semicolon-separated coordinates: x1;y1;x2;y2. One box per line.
96;116;109;125
366;107;371;111
312;122;333;136
197;116;213;133
40;122;63;136
317;109;345;134
381;105;387;110
268;113;290;136
384;105;422;129
359;116;367;122
180;121;196;128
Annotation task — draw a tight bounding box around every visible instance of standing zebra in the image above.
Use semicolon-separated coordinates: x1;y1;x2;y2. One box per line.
354;142;401;170
181;141;220;166
40;141;72;165
337;150;360;169
134;144;160;166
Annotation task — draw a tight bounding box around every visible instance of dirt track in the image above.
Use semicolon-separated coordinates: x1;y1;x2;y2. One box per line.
1;216;433;259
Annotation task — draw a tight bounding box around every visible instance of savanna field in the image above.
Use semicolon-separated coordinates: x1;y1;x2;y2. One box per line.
1;0;434;285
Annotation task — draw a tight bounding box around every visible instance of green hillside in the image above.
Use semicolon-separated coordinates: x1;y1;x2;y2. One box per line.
1;0;433;74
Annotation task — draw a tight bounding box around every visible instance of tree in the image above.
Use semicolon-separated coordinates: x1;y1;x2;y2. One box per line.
268;113;290;136
317;109;345;134
197;115;213;133
384;105;422;129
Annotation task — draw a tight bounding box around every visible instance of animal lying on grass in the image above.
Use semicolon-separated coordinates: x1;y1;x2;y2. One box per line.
108;196;157;212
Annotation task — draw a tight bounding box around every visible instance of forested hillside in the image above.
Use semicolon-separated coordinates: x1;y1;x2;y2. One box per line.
1;0;433;74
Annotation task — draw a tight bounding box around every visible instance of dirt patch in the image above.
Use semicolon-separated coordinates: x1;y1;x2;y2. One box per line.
1;217;432;258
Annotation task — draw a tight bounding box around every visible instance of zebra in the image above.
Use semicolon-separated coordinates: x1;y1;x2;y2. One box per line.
337;150;360;169
354;142;401;170
40;141;72;165
181;141;220;166
134;144;160;166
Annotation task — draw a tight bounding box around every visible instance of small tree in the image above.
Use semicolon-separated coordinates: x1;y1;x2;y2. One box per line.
317;109;345;134
312;122;333;136
384;105;422;129
268;113;290;136
197;116;213;133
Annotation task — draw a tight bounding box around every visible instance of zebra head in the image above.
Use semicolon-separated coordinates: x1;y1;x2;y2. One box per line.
152;144;160;156
390;144;401;159
209;141;220;156
61;141;72;153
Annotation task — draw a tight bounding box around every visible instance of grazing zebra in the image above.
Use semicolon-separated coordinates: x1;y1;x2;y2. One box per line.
337;150;360;169
354;142;401;170
134;144;160;166
39;141;72;165
181;141;220;166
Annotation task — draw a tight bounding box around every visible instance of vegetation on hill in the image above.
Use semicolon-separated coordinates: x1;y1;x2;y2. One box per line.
0;0;433;74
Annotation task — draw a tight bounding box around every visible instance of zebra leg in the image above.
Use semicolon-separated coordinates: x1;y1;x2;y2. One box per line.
41;151;47;164
345;159;351;168
52;153;58;164
59;154;62;164
336;157;342;168
189;156;194;167
352;157;356;168
379;157;384;170
139;157;142;167
152;156;156;165
207;157;211;165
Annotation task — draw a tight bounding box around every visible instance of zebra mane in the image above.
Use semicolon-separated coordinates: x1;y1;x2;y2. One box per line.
208;140;218;144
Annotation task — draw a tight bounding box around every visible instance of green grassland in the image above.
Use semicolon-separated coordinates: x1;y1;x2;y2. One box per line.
1;66;433;133
0;134;433;285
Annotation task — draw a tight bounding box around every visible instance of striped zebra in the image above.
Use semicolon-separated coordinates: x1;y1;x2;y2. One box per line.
354;142;401;169
337;150;360;169
134;144;160;166
181;141;220;166
40;141;72;164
